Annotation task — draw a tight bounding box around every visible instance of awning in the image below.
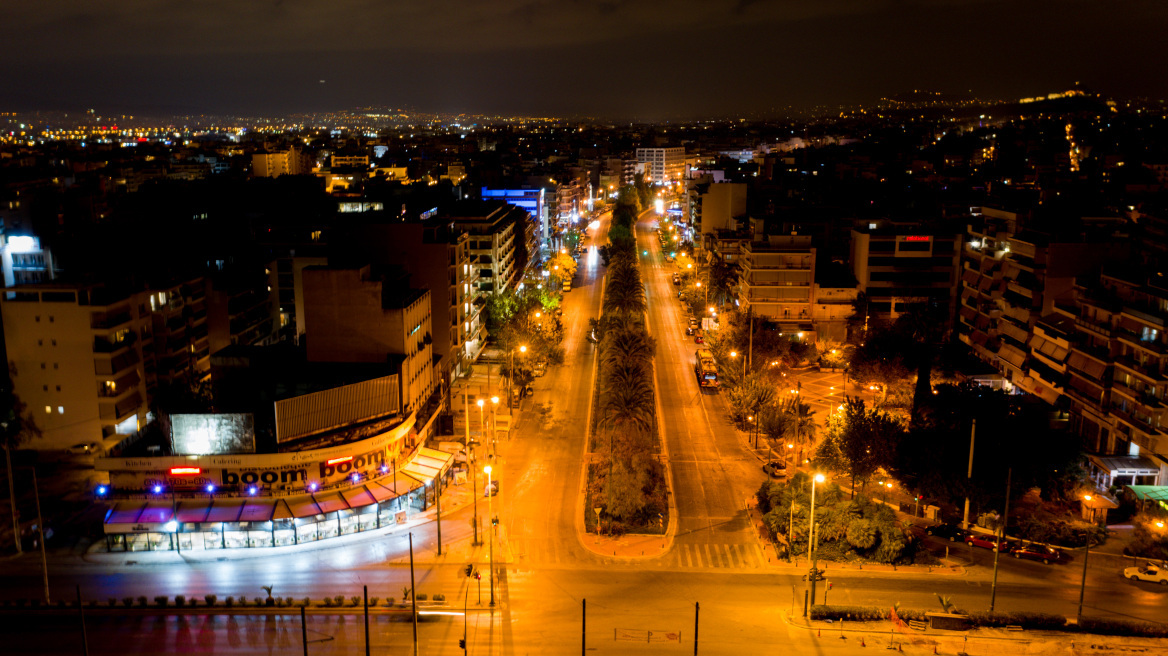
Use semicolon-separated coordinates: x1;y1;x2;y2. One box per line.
106;501;146;524
365;480;398;502
175;502;210;524
962;269;980;285
998;343;1027;369
341;486;378;510
1091;455;1161;477
206;499;245;523
137;502;174;524
1069;350;1107;380
287;496;323;519
1030;335;1068;362
272;499;294;520
313;492;348;514
1126;485;1168;503
240;500;276;523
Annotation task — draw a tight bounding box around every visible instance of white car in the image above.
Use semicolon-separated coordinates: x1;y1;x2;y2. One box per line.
1124;565;1168;585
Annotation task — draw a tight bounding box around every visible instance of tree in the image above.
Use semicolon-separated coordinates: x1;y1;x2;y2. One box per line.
814;397;904;497
604;458;649;521
547;250;578;287
2;376;41;553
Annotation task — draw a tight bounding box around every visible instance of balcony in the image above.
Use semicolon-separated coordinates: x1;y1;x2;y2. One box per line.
1117;329;1166;355
93;331;137;354
91;311;133;330
1113;354;1167;383
1110;405;1161;437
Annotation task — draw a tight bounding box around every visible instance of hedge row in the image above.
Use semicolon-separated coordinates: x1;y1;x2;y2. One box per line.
809;605;1168;636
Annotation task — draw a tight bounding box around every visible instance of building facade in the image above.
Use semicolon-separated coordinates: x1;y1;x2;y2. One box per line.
636;147;686;185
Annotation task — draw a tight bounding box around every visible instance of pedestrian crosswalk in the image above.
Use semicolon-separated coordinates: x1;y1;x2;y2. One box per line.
509;539;767;570
660;542;766;569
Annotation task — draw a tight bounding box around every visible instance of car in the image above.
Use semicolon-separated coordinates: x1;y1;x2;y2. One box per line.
694;331;704;344
68;442;99;455
563;280;571;292
665;255;675;263
532;360;548;377
1011;542;1060;564
672;273;681;285
762;461;788;478
484;481;500;497
965;533;1009;551
1124;564;1168;585
925;522;969;542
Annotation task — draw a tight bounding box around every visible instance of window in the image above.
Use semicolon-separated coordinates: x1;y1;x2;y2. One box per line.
49;316;54;323
51;339;56;346
57;406;64;415
37;339;43;346
55;385;60;392
44;406;51;414
53;363;58;370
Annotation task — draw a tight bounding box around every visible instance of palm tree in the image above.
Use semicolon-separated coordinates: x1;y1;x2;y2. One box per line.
786;398;818;462
601;376;655;432
601;322;655;369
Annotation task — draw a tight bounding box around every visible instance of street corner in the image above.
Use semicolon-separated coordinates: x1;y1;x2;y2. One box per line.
580;531;672;560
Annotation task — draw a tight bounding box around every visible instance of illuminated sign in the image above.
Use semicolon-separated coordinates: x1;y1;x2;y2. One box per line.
326;456;353;466
169;467;202;475
904;235;931;242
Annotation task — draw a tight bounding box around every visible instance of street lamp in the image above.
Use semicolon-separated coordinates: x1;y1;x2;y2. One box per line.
807;473;826;616
730;351;746;379
1078;494;1094;621
490;396;499;458
508;345;527;411
484;465;495;607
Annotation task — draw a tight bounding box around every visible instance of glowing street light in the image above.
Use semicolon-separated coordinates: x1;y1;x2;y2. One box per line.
806;473;827;615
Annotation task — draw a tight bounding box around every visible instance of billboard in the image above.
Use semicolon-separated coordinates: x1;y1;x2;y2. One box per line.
171;413;256;455
274;375;400;444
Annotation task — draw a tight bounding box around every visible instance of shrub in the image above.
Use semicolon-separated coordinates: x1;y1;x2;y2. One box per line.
323;598;333;607
369;597;379;607
967;611;1065;630
416;594;428;602
123;597;134;608
87;600;99;608
334;595;344;607
254;597;263;606
225;596;234;608
383;598;395;607
137;596;148;608
302;597;310;607
109;598;118;608
175;595;185;607
349;596;360;607
433;594;445;603
205;595;217;607
810;605;887;622
154;596;168;607
1076;617;1168;638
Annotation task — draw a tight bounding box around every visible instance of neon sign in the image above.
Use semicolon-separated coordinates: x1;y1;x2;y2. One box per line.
169;467;202;475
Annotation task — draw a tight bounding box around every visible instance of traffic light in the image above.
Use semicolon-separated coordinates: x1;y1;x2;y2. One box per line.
474;571;480;580
464;563;473;577
459;639;466;649
492;516;499;526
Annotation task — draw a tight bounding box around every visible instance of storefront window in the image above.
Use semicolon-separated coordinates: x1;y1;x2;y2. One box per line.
358;507;378;532
296;521;318;543
223;524;248;549
338;509;359;535
317;514;340;540
106;535;126;552
248;530;273;548
274;519;296;547
203;526;224;549
378;502;396;526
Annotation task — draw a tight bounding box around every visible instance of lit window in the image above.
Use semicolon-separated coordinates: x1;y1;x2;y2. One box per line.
57;406;64;414
44;406;52;414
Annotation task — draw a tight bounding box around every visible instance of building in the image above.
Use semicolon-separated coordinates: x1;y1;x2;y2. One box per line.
636;147;686;185
446;201;528;295
1;284;152;450
331;220;486;378
206;267;276;355
1053;271;1168;487
252;147;313;178
301;265;436;419
141;277;212;389
737;235;815;337
555;181;586;224
0;234;56;287
850;221;962;327
688;179;747;236
481;187;549;255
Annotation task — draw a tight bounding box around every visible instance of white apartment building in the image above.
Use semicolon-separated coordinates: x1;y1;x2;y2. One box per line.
636;147;686;185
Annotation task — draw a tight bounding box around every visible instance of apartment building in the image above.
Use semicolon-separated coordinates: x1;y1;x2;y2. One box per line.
252;147;313;178
446;201;527;295
738;235;815;336
332;220;486;378
850;221;962;327
206;267;276;354
1053;271;1168;486
0;234;56;286
687;179;747;236
301;265;435;417
141;277;212;389
481;187;549;256
1;284;151;450
636;147;686;185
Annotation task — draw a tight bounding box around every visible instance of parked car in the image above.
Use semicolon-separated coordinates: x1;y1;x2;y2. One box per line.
672;273;681;285
925;522;969;542
762;461;788;478
532;361;548;377
694;330;704;344
965;533;1009;551
68;442;99;455
1124;564;1168;585
1011;542;1061;564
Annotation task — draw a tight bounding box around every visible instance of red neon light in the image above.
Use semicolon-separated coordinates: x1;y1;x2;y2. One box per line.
169;467;202;475
326;456;353;466
904;235;931;242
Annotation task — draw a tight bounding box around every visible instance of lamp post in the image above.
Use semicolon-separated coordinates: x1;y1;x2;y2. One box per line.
484;465;495;607
1078;494;1094;621
807;473;825;615
730;351;746;379
490;396;499;458
508;345;526;412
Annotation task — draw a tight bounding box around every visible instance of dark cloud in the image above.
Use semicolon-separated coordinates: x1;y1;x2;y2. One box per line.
1;0;1165;117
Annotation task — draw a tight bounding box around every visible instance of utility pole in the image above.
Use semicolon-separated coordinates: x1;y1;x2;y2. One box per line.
77;585;89;656
581;598;586;656
363;585;370;656
409;533;418;656
5;443;20;554
989;467;1011;612
746;305;754;373
435;476;442;556
962;419;977;529
693;602;700;656
32;467;48;604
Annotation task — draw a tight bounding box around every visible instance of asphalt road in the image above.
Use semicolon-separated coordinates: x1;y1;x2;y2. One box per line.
2;213;1168;655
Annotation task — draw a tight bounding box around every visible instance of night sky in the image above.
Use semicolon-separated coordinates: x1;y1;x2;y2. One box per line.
3;0;1166;119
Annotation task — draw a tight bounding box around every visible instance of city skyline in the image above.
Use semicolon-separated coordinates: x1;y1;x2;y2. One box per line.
3;1;1166;119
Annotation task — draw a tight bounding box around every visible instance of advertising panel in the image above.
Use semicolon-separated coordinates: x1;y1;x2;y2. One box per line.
274;375;400;443
171;413;256;455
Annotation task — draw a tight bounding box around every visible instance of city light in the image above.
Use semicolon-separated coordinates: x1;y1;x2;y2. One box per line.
153;485;163;494
205;484;216;493
96;485;108;496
